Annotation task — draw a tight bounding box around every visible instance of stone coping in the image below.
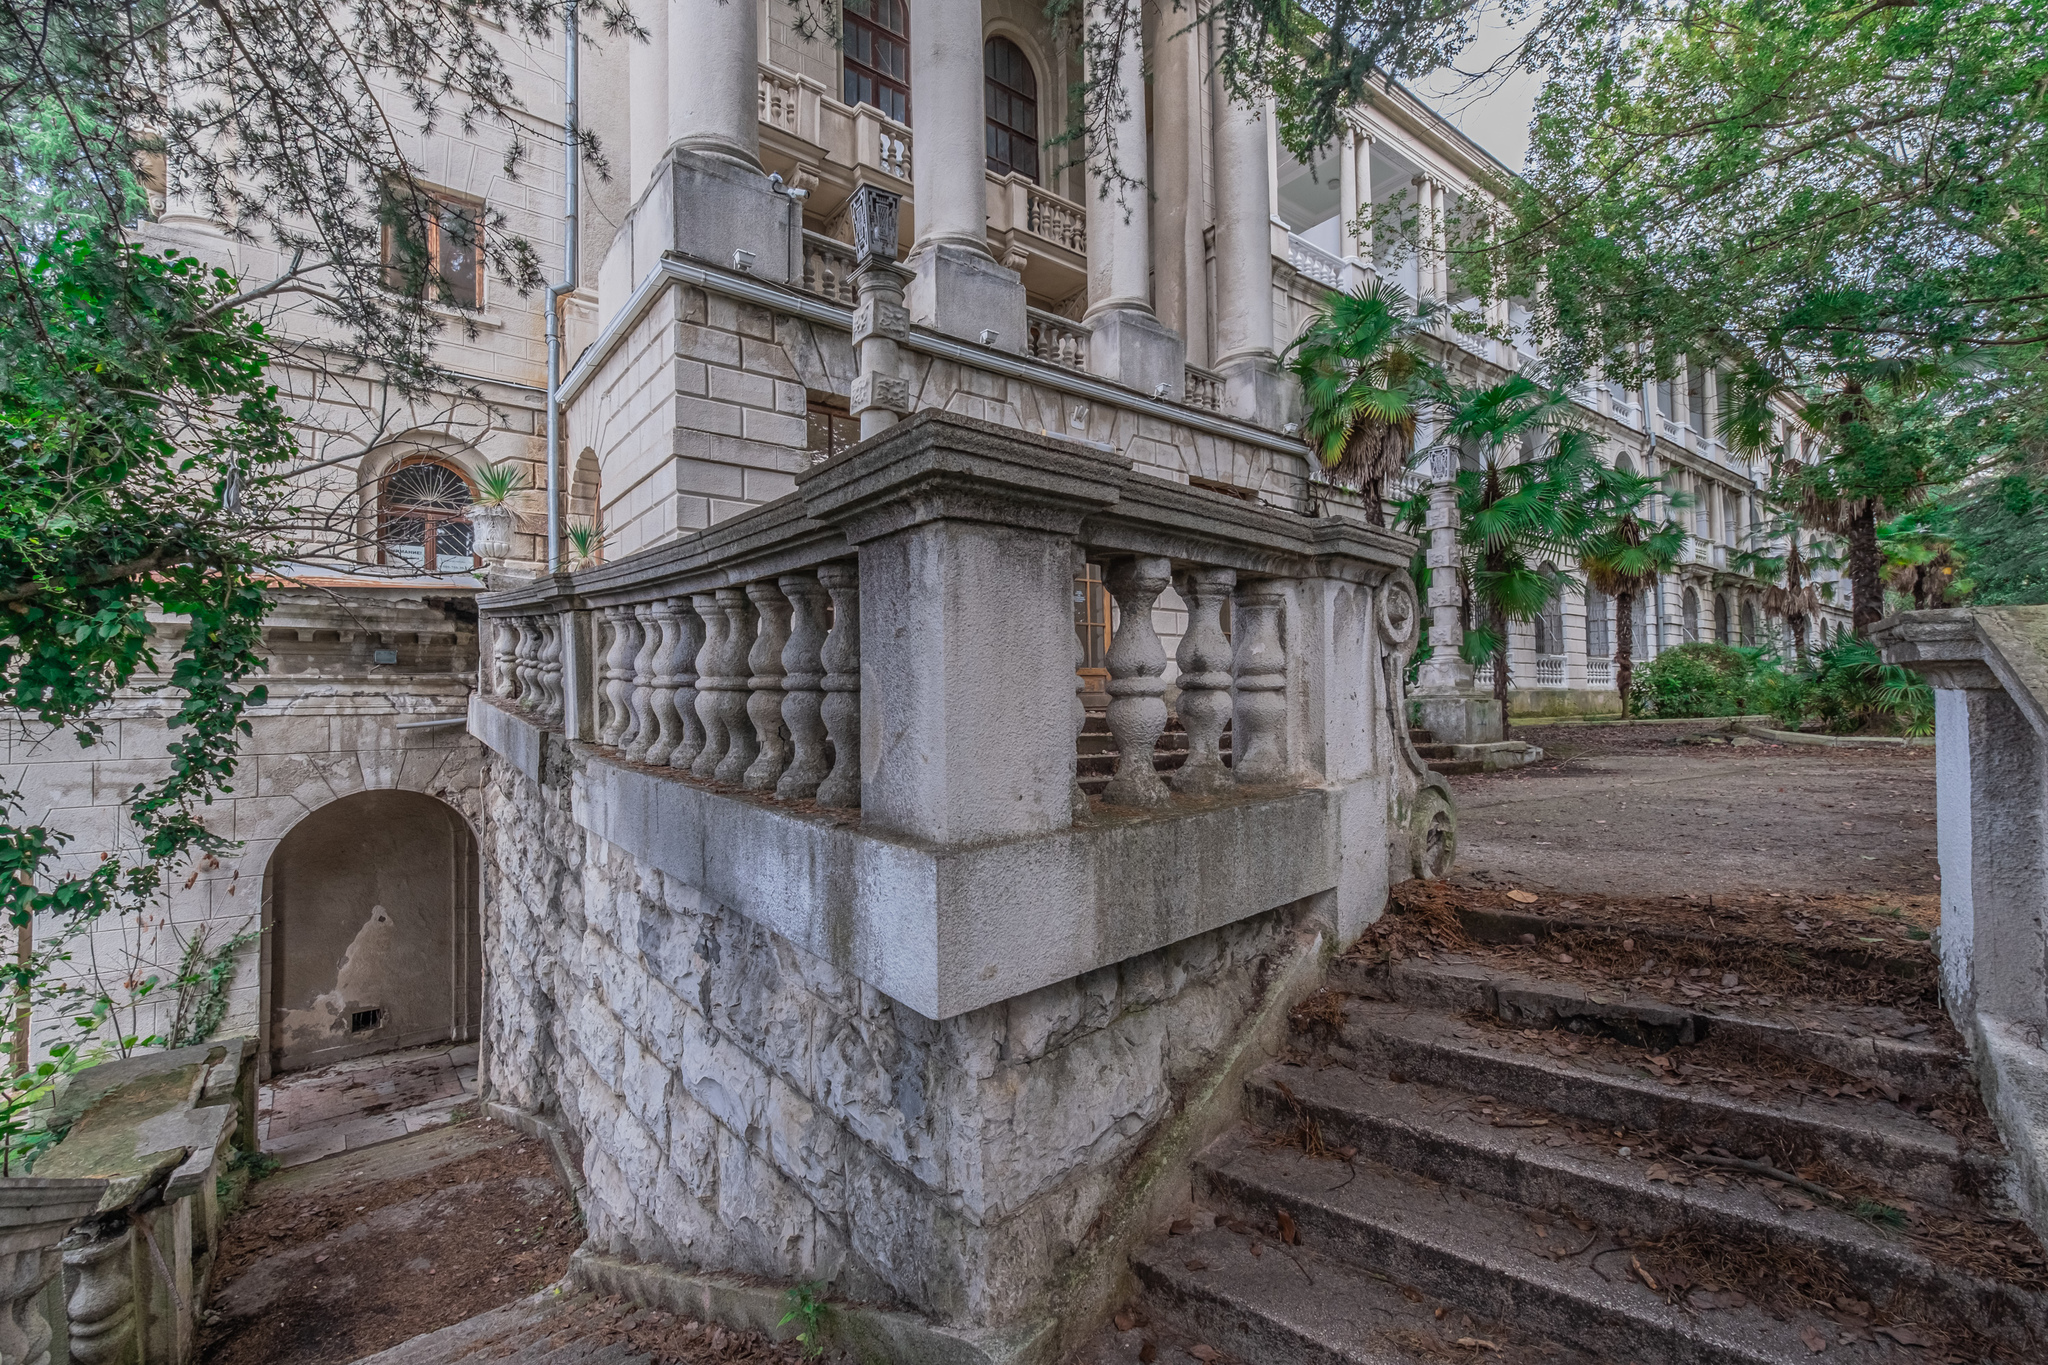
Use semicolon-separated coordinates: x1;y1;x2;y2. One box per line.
1875;605;2048;731
479;410;1413;616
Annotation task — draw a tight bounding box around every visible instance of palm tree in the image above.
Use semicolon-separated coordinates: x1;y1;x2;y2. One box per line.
1733;516;1836;663
1285;281;1442;524
1439;376;1601;730
1580;463;1687;710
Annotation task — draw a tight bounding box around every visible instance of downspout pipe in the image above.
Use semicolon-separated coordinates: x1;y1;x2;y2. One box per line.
544;0;581;574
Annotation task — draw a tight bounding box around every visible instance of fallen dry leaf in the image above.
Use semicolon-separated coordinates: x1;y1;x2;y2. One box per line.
1454;1338;1500;1350
1276;1209;1298;1245
1189;1346;1221;1362
1169;1219;1193;1236
1139;1342;1157;1363
1114;1311;1135;1332
1873;1324;1935;1347
1799;1324;1829;1354
1507;890;1540;904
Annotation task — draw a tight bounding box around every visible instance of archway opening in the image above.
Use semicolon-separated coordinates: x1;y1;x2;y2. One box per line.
262;789;480;1074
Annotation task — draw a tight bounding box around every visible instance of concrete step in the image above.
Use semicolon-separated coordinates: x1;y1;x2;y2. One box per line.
1329;956;1973;1098
1196;1134;1906;1365
1335;999;1994;1210
347;1292;652;1365
1241;1063;2048;1350
1407;728;1435;746
1129;1224;1598;1365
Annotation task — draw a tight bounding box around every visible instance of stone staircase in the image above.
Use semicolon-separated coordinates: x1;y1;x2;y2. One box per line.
1095;898;2048;1364
349;1288;804;1364
1410;725;1543;776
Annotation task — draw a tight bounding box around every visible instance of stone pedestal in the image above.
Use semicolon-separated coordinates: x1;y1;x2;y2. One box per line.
1086;308;1185;398
669;149;799;285
904;243;1027;354
1410;688;1503;745
1216;358;1290;429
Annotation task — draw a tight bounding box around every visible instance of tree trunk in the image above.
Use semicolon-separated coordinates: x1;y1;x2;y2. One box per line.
1615;588;1636;715
1789;612;1809;664
1849;500;1883;636
1490;600;1511;738
11;920;28;1074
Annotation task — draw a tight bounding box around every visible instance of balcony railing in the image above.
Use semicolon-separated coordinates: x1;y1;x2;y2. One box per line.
1535;655;1567;689
472;411;1422;1016
1585;657;1615;689
1024;182;1086;252
1183;365;1224;412
758;67;801;136
1287;233;1343;289
799;231;858;305
1026;308;1088;370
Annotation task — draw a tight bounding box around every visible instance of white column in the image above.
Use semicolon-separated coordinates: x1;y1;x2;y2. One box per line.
1355;131;1376;276
630;0;670;191
1085;3;1152;316
1211;81;1274;367
1338;126;1361;290
671;0;760;168
1151;5;1196;344
909;0;992;256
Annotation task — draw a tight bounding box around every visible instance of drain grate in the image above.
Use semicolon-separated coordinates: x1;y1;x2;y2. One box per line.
349;1007;384;1034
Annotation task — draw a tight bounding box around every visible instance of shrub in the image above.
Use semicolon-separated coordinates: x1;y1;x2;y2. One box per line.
1769;636;1934;736
1628;642;1778;718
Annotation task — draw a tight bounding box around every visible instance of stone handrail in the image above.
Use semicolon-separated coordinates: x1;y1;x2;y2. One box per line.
1874;605;2048;1240
1025;307;1087;370
799;230;858;305
1023;181;1086;253
1287;232;1343;289
1183;365;1224;412
473;411;1433;1018
758;66;801;136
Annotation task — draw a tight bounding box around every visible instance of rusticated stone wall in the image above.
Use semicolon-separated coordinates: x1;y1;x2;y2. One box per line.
478;744;1321;1331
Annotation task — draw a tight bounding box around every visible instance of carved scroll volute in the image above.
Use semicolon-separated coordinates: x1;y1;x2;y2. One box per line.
689;591;730;780
492;617;518;698
1103;555;1173;807
776;572;832;800
1172;566;1237;795
599;606;640;748
712;588;761;784
623;604;662;760
814;562;862;809
742;582;793;790
1069;548;1091;821
538;615;566;723
642;598;687;767
1231;579;1291;784
669;599;708;770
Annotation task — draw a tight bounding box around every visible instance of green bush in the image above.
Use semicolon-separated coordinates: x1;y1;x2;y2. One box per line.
1628;642;1778;718
1769;636;1935;736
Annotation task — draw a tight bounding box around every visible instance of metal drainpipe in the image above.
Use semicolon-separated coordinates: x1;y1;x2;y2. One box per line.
1647;419;1667;655
544;0;581;575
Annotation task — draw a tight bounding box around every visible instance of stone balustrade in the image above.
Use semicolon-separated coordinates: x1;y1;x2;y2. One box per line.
799;231;859;305
1026;307;1088;370
474;411;1443;1018
1183;364;1225;411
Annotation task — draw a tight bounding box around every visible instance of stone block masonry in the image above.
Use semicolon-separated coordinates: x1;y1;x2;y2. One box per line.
472;412;1452;1352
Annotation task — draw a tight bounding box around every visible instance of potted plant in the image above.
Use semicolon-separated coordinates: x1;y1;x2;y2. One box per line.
565;520;607;571
468;462;526;561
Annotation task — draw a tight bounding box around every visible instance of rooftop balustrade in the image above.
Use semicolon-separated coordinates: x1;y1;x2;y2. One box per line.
473;411;1442;1018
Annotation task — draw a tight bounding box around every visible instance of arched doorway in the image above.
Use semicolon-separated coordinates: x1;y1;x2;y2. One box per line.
262;790;480;1074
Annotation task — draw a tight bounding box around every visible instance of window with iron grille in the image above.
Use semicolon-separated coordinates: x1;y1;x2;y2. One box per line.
843;0;910;124
380;460;475;573
984;37;1039;180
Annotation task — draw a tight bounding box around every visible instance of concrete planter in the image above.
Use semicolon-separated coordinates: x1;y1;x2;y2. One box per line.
0;1177;110;1365
470;504;517;561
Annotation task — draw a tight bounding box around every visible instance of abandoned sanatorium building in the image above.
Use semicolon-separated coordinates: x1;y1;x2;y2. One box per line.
11;0;1851;1349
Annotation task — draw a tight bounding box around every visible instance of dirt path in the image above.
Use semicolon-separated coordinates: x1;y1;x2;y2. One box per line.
203;1118;583;1365
1443;724;1937;899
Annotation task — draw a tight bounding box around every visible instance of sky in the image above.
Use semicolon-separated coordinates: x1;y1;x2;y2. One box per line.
1408;7;1546;172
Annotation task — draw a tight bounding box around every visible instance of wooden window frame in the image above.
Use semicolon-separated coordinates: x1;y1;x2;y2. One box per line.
843;0;911;125
984;36;1040;181
381;188;485;311
378;458;476;571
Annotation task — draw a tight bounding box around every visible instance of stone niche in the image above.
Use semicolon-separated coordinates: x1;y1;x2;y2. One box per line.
471;412;1451;1359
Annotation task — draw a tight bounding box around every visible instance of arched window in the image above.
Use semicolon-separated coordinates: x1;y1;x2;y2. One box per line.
1713;592;1732;644
1682;587;1700;642
1614;451;1636;477
984;37;1039;181
1740;599;1758;646
843;0;910;124
380;459;475;573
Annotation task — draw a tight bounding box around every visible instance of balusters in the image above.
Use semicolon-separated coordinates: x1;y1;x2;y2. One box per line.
1173;567;1237;794
642;599;686;767
492;618;518;698
742;582;793;790
776;572;832;800
815;562;862;808
1103;556;1172;807
1070;550;1091;820
536;615;565;723
623;603;662;762
589;609;616;736
600;606;641;748
689;591;730;780
1231;580;1290;784
712;588;760;784
513;617;540;709
670;599;708;770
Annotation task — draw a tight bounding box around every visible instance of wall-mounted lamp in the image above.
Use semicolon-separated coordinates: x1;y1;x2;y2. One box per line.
978;329;1000;346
